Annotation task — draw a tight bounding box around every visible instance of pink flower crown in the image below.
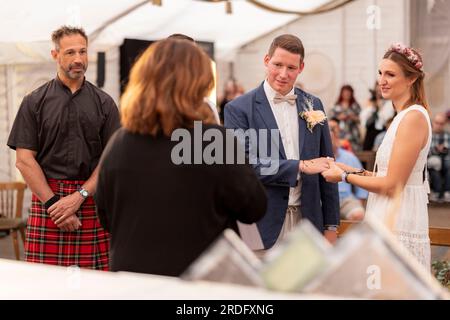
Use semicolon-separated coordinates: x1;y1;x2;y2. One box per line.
388;43;424;72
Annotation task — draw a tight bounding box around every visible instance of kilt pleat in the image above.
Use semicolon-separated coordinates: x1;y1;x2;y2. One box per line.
25;179;109;270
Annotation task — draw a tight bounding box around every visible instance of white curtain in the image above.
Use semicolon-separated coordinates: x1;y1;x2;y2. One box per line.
411;0;450;111
411;0;450;81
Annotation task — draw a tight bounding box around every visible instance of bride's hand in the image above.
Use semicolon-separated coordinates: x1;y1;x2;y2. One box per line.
321;163;344;183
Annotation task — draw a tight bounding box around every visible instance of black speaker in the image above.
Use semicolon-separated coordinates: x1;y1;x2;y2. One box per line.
120;39;153;94
197;41;214;60
96;52;106;88
119;38;215;94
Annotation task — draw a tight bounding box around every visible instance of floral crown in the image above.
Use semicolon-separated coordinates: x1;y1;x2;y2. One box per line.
388;43;424;72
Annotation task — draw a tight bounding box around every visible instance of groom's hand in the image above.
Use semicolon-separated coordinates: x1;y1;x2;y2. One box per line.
300;157;334;175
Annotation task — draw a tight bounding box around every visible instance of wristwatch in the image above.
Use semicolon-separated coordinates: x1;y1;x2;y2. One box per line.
341;171;350;183
78;188;89;200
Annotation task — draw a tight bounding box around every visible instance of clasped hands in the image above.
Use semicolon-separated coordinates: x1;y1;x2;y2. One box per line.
47;192;84;232
300;157;349;183
300;157;335;175
321;161;365;183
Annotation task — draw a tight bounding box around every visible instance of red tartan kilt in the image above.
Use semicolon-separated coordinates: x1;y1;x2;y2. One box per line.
25;179;109;270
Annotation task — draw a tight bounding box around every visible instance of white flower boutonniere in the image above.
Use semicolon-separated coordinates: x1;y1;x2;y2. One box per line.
299;96;327;133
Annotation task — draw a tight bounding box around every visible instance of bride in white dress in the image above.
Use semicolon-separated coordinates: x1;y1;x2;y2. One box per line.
322;43;432;269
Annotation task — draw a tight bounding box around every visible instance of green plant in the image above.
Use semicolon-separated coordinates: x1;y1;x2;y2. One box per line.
432;260;450;290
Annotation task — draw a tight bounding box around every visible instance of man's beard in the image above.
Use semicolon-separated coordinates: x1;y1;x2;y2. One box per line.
63;63;87;80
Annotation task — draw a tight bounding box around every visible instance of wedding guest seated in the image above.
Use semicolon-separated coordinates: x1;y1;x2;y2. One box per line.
329;119;368;220
329;85;362;151
95;39;267;276
339;138;354;153
428;112;450;202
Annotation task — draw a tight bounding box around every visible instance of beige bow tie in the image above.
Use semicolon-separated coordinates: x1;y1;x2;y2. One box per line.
273;93;297;105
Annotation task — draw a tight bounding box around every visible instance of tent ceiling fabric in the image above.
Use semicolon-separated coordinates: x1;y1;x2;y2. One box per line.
0;0;337;63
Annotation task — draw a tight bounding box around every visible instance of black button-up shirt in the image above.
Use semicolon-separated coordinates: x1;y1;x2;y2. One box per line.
7;76;120;180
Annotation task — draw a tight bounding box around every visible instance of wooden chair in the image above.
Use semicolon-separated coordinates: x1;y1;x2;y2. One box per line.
339;221;450;247
0;182;27;260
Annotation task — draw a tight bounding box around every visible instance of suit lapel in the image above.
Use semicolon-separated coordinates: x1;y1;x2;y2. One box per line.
296;88;308;158
255;83;287;159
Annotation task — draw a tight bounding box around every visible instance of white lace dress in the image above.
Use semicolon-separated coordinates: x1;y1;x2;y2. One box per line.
365;105;432;269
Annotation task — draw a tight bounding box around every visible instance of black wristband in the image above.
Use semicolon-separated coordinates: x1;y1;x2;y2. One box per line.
351;168;366;175
44;195;60;210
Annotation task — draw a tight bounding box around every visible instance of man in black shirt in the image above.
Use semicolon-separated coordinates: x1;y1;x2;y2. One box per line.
7;26;120;269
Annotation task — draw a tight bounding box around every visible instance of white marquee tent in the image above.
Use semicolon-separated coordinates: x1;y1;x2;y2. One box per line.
0;0;349;63
0;0;351;181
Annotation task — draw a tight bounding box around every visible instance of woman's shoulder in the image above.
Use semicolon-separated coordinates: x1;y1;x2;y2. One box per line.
409;104;428;112
401;105;430;120
109;127;130;143
104;127;150;152
102;128;127;154
397;106;429;132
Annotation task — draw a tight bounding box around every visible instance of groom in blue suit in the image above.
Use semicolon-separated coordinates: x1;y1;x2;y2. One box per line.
224;34;339;253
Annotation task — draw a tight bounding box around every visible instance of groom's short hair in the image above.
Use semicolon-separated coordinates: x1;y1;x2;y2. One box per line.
268;34;304;62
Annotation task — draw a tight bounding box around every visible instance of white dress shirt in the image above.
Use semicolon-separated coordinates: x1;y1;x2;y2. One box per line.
204;97;221;124
263;80;301;206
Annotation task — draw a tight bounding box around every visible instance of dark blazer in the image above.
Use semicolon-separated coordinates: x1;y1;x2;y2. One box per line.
95;125;267;276
224;83;339;249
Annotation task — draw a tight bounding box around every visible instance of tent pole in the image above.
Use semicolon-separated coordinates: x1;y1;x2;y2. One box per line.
89;0;150;43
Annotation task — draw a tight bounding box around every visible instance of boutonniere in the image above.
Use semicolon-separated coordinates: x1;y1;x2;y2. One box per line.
299;96;327;133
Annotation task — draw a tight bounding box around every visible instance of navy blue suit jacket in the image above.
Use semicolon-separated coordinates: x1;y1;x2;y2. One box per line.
224;83;339;249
